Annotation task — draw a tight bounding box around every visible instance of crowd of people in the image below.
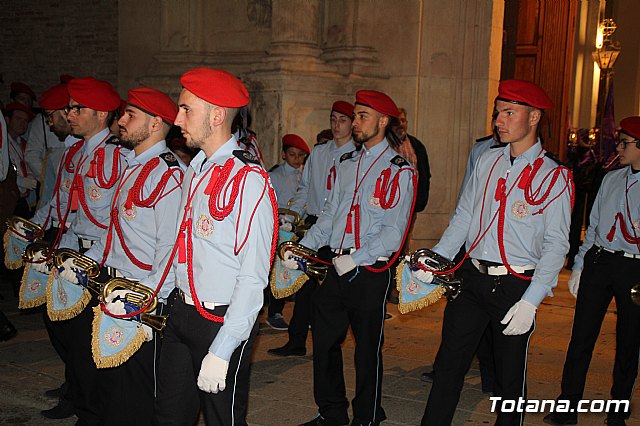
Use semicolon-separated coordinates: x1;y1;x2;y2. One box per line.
0;70;637;426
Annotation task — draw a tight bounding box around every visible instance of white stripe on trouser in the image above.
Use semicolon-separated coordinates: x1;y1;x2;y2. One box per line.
518;318;536;426
230;338;250;425
369;269;391;426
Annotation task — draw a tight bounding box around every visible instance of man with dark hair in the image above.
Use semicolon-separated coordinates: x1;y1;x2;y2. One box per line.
544;116;640;426
284;90;415;426
416;79;573;425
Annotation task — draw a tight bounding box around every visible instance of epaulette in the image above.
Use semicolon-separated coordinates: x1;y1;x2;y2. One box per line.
390;155;410;167
268;164;280;172
544;151;565;167
490;143;504;149
340;150;358;163
106;135;120;145
475;134;493;143
233;149;260;165
159;152;180;168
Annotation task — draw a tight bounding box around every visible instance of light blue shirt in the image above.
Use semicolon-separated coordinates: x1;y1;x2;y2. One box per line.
269;162;301;208
433;141;572;307
85;141;185;303
301;138;414;266
573;166;640;272
458;135;500;201
289;139;357;217
59;128;129;250
31;135;80;230
173;136;275;361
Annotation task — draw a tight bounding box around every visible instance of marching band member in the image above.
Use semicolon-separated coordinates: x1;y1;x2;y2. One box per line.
285;90;415;426
266;133;310;330
269;101;355;357
153;68;277;426
416;80;574;425
544;116;640;426
81;87;184;425
49;76;127;424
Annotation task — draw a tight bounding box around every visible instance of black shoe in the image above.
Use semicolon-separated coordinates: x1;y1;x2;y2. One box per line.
299;414;348;426
41;399;75;419
543;412;577;425
420;370;434;382
268;343;306;357
266;313;289;330
44;384;64;398
606;415;627;425
0;312;17;341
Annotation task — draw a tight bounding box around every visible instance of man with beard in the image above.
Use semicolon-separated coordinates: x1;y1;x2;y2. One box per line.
283;90;415;426
269;100;356;357
82;87;184;424
154;68;276;426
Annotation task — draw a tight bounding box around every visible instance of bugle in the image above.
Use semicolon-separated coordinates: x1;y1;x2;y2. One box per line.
278;240;328;285
7;215;42;240
409;248;462;301
278;208;311;237
102;278;168;331
52;248;103;295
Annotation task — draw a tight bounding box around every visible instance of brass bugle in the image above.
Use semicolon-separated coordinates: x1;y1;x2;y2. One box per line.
23;241;51;263
102;278;168;332
7;215;42;239
632;284;640;306
52;248;103;295
279;208;311;236
409;248;462;301
278;240;328;285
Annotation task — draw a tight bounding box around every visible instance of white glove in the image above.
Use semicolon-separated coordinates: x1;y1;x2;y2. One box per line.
279;222;293;232
104;298;127;315
59;258;79;284
501;300;537;335
197;352;229;393
13;222;29;241
17;175;38;190
104;289;132;304
30;250;49;273
568;270;581;298
281;250;300;270
142;324;153;342
279;214;295;225
411;256;434;283
332;254;356;276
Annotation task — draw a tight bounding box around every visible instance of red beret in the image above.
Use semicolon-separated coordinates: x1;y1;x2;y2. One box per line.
59;74;75;84
3;102;34;121
10;82;36;99
117;99;127;118
282;134;310;155
620;116;640;140
67;77;121;112
496;79;553;110
40;84;70;110
331;101;354;118
355;90;400;118
127;87;177;125
180;68;249;108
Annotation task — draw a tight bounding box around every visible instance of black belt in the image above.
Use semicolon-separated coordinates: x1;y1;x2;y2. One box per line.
595;245;640;259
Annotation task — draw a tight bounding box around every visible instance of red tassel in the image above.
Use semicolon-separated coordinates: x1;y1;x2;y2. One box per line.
518;164;532;190
374;176;382;198
494;177;506;201
204;166;220;196
70;176;80;211
326;174;332;190
86;159;97;178
177;231;186;263
606;224;616;242
345;211;352;233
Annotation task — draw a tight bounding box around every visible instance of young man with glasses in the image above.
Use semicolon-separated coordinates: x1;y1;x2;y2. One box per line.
544;117;640;426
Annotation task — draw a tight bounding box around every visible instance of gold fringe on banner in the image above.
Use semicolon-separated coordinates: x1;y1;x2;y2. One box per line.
91;305;145;369
18;263;47;309
396;260;447;314
269;261;309;299
46;272;92;321
3;229;23;270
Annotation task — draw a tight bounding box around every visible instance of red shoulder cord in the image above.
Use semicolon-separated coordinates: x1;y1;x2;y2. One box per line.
102;159;275;323
74;145;124;230
606;177;640;250
100;158;184;269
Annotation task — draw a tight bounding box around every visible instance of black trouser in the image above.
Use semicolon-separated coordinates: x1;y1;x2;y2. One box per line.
311;260;390;425
285;277;318;349
154;297;257;426
557;247;640;419
422;259;534;426
267;286;285;317
98;301;169;426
